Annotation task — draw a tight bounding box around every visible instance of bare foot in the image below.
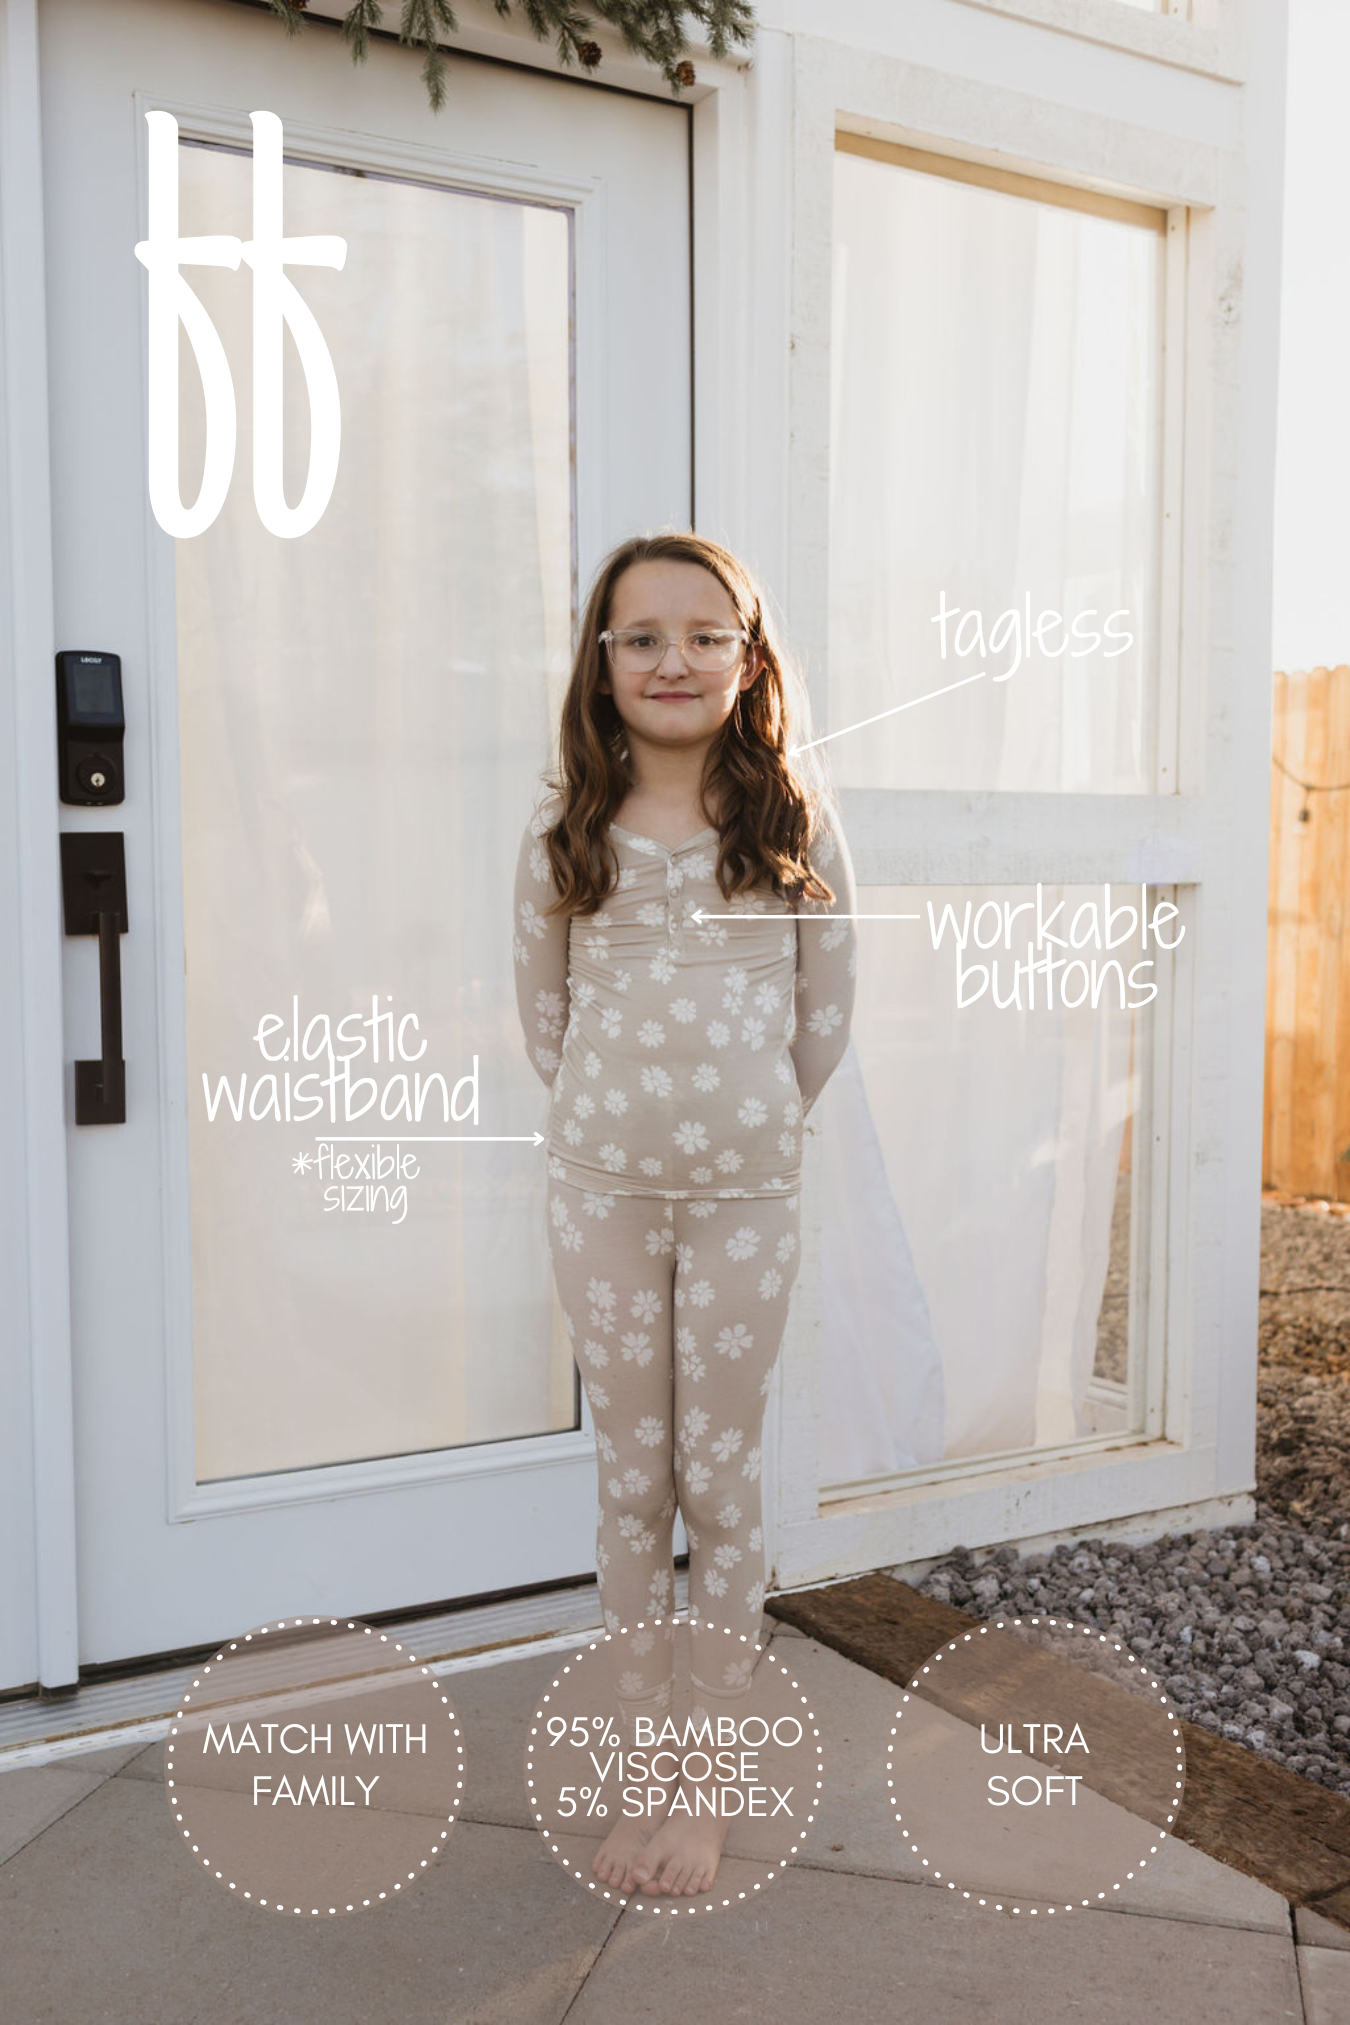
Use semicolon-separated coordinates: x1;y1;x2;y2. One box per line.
631;1779;732;1897
591;1782;675;1893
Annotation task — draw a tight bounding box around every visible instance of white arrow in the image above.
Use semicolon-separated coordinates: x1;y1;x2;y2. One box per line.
314;1133;546;1145
790;669;987;755
690;908;919;923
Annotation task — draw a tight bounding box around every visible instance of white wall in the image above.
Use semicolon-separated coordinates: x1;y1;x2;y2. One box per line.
1271;0;1350;673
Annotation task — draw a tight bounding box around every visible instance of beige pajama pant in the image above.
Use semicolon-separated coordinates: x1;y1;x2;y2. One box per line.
546;1178;802;1713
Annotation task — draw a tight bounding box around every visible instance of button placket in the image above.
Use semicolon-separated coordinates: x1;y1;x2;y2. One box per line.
665;860;684;946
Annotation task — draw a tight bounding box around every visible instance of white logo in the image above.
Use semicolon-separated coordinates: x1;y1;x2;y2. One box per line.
134;110;347;539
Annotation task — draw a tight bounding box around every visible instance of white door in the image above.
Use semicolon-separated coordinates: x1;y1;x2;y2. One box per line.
41;0;691;1666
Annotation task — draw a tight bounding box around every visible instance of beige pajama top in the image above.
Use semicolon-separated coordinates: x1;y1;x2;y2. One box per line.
513;794;858;1200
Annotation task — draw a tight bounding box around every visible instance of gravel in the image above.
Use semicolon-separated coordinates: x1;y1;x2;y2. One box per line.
907;1199;1350;1800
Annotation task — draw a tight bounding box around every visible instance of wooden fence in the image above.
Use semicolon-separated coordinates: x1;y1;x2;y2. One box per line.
1265;665;1350;1200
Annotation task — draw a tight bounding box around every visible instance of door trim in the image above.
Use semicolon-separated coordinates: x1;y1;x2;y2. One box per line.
1;0;79;1691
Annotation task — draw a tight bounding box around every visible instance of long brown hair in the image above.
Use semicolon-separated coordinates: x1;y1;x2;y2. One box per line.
542;532;835;917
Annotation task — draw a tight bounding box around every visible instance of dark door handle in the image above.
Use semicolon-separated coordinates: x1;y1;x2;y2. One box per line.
60;832;128;1124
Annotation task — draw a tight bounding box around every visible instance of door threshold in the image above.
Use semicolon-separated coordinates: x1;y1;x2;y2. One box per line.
0;1574;691;1770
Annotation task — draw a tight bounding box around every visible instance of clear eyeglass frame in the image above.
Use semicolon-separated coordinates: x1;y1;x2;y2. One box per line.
599;626;750;674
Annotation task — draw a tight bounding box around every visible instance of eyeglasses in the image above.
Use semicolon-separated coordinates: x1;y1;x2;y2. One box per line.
599;627;749;675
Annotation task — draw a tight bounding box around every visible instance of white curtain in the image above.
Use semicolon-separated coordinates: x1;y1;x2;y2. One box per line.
818;890;1137;1478
829;152;1162;796
815;149;1156;1485
174;143;575;1481
784;749;1129;1488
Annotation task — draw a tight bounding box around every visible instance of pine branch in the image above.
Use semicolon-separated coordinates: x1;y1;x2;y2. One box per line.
261;1;759;108
342;0;385;64
267;0;307;35
399;0;458;109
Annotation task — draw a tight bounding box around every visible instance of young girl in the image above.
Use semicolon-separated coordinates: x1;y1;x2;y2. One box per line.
512;531;857;1896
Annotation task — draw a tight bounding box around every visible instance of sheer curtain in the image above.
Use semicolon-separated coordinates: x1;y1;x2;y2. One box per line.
820;890;1138;1479
174;145;575;1480
819;147;1160;1485
829;151;1162;796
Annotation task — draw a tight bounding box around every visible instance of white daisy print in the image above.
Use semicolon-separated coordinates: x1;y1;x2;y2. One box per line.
669;996;697;1024
725;1655;756;1690
561;1119;583;1146
706;1020;731;1048
759;1267;783;1299
710;1427;744;1462
738;1098;767;1127
640;1065;674;1097
603;1087;629;1114
598;1143;628;1173
684;1458;712;1495
681;1405;711;1444
741;1445;763;1482
535;989;565;1036
687;1280;716;1308
630;1288;662;1322
635;1416;665;1448
741;1016;766;1051
716;1501;742;1529
716;1322;753;1359
713;1542;742;1568
688;1199;719;1219
584;1050;602;1079
692;1062;720;1093
621;1331;654;1366
703;1568;728;1599
638;1156;665;1177
572;1091;596;1118
673;1119;709;1154
689;1165;713;1185
581;1191;614;1219
648;950;676;984
617;1670;647;1695
599;1005;623;1038
715;1148;744;1174
775;1231;798;1263
807;1004;843;1036
678;1341;706;1382
637;1020;666;1049
645;1223;675;1256
725;1226;761;1261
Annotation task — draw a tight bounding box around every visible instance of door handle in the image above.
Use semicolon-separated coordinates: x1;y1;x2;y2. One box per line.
60;832;128;1124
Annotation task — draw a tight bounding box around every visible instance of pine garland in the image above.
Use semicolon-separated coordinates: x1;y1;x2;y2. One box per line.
265;0;756;111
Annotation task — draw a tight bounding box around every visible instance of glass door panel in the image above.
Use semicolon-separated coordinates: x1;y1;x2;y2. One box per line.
174;143;576;1480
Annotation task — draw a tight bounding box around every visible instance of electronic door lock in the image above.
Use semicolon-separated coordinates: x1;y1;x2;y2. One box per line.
56;650;125;805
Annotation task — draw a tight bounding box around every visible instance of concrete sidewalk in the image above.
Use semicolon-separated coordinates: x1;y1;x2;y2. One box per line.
1;1623;1346;2024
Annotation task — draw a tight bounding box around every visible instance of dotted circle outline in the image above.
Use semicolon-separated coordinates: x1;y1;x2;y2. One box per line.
885;1615;1187;1917
165;1616;466;1915
524;1618;825;1918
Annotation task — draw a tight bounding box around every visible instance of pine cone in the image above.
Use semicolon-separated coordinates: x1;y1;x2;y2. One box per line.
675;59;696;87
578;39;603;68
